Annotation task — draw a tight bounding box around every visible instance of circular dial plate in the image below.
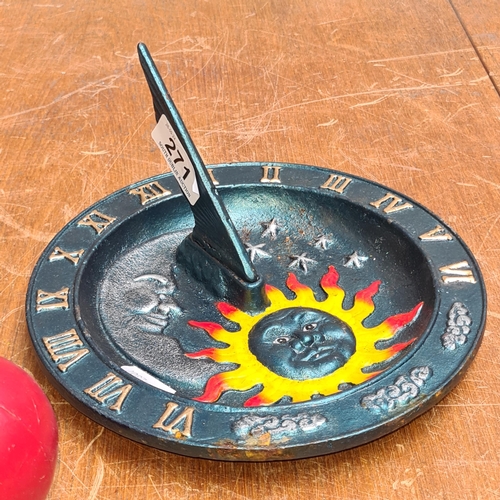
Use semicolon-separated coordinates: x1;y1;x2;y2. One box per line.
26;162;485;461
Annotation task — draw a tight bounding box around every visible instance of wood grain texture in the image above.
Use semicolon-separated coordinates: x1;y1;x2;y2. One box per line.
451;0;500;92
0;1;499;498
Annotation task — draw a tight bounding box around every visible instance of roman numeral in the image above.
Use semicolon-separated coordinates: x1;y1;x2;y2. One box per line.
129;181;172;205
320;174;352;194
42;329;89;372
419;225;453;241
260;165;281;183
370;193;413;214
439;261;477;284
49;246;85;265
77;210;116;234
153;401;194;438
207;168;219;185
84;373;133;412
36;287;70;312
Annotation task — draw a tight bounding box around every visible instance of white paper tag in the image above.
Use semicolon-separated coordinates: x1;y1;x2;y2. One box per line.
121;366;176;394
151;114;200;205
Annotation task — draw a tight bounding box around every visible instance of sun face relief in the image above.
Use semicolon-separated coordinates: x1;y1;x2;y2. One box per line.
187;266;422;407
248;308;356;381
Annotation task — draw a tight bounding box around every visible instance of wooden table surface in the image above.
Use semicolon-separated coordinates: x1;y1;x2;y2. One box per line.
1;1;499;498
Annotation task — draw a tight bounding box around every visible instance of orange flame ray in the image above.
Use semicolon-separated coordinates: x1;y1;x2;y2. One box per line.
383;302;423;333
321;265;339;286
387;337;417;355
363;301;422;345
217;301;248;324
347;338;416;383
286;273;316;301
188;320;226;337
188;320;226;339
185;347;217;360
243;392;273;407
192;374;232;403
194;368;263;403
264;283;289;307
320;265;343;295
352;280;381;320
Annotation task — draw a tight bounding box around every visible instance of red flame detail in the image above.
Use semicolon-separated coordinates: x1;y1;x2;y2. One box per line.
185;348;216;359
188;320;222;336
385;302;423;332
217;302;238;316
265;284;279;294
389;338;417;355
243;393;269;407
192;374;230;403
320;265;340;289
286;272;308;292
354;280;381;305
365;370;383;381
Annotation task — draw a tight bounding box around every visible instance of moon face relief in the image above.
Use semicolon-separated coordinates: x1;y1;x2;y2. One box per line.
123;274;181;334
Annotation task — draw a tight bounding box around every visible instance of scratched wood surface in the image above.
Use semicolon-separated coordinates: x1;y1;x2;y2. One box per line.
452;0;500;92
1;1;499;498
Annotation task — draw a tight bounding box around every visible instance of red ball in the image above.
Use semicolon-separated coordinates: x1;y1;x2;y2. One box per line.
0;357;58;500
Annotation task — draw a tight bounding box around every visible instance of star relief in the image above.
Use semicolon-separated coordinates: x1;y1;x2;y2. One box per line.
314;235;333;250
343;251;369;269
261;218;280;239
245;242;271;263
288;253;317;274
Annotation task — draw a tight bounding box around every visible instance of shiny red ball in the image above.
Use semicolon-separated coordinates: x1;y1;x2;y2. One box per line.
0;357;58;500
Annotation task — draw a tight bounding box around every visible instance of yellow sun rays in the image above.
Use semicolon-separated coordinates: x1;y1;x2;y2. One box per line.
186;266;421;407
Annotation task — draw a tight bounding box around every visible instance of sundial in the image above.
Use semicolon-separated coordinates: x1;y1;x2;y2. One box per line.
26;43;486;461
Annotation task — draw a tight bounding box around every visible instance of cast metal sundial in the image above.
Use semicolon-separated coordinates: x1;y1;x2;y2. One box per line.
26;44;486;461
